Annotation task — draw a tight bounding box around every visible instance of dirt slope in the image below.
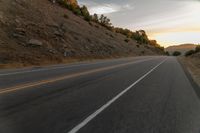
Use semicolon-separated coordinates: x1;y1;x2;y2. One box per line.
179;56;200;87
0;0;164;68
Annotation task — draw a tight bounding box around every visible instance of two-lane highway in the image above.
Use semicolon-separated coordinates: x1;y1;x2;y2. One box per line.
0;56;200;133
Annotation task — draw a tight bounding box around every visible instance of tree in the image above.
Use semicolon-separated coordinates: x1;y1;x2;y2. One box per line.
173;51;181;56
92;13;99;23
80;5;92;21
99;14;105;24
80;6;89;16
99;14;112;27
72;6;82;15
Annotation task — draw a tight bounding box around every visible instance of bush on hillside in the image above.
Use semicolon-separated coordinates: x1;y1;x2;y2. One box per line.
80;6;92;21
56;0;164;53
173;51;181;56
195;45;200;53
80;6;89;16
99;14;112;27
72;8;82;15
185;50;195;57
124;39;130;43
165;51;170;56
84;15;92;22
58;0;73;9
184;45;200;57
92;13;99;23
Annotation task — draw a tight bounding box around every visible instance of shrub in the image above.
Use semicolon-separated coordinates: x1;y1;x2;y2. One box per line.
92;13;99;23
173;51;181;56
124;39;130;43
185;50;195;56
58;0;71;9
84;15;92;22
165;51;170;56
195;45;200;53
80;6;89;16
184;45;200;57
99;14;112;27
110;34;114;38
88;22;93;26
72;8;82;15
80;5;92;21
141;51;145;54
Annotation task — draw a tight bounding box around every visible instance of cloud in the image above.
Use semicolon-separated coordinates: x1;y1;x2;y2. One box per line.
78;1;134;15
89;4;120;14
89;4;134;14
78;0;200;46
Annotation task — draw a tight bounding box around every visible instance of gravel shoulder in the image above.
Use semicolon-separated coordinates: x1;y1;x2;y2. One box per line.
179;57;200;87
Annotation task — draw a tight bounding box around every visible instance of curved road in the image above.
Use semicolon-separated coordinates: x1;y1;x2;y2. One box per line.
0;56;200;133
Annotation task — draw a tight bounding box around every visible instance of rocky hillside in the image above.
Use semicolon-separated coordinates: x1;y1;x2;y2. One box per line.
0;0;164;68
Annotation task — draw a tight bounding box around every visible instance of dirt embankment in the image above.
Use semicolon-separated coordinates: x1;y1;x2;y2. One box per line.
179;55;200;87
0;0;164;69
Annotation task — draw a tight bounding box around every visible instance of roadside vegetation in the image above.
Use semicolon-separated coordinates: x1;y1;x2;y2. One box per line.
173;51;181;56
185;45;200;57
56;0;164;52
165;51;170;56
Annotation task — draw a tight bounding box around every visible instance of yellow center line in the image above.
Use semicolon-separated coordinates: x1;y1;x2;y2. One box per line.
0;58;154;94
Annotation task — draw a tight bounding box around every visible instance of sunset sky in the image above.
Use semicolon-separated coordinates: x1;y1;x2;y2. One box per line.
78;0;200;47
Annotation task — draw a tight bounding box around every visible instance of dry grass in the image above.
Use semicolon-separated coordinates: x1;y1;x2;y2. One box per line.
179;57;200;86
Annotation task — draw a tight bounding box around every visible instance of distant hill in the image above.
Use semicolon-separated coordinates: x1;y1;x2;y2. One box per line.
166;44;197;56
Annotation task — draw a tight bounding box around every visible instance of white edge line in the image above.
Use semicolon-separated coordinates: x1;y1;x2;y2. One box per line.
67;58;167;133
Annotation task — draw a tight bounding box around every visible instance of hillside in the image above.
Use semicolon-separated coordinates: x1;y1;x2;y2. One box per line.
166;44;197;56
0;0;164;68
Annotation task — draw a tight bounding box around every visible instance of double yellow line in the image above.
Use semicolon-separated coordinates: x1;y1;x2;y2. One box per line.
0;58;153;94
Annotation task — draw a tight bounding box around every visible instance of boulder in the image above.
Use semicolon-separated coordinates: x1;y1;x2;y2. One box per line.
12;33;25;38
54;31;63;37
27;39;43;47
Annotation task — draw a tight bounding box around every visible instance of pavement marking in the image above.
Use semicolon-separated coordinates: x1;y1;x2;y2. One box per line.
0;57;152;77
68;59;167;133
0;58;155;95
0;62;106;77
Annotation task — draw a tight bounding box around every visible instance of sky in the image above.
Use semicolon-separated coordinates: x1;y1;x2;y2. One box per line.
78;0;200;47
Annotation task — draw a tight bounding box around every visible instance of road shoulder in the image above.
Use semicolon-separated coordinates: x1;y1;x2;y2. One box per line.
178;57;200;98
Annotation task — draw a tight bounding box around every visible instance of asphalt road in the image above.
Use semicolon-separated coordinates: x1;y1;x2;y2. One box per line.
0;56;200;133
